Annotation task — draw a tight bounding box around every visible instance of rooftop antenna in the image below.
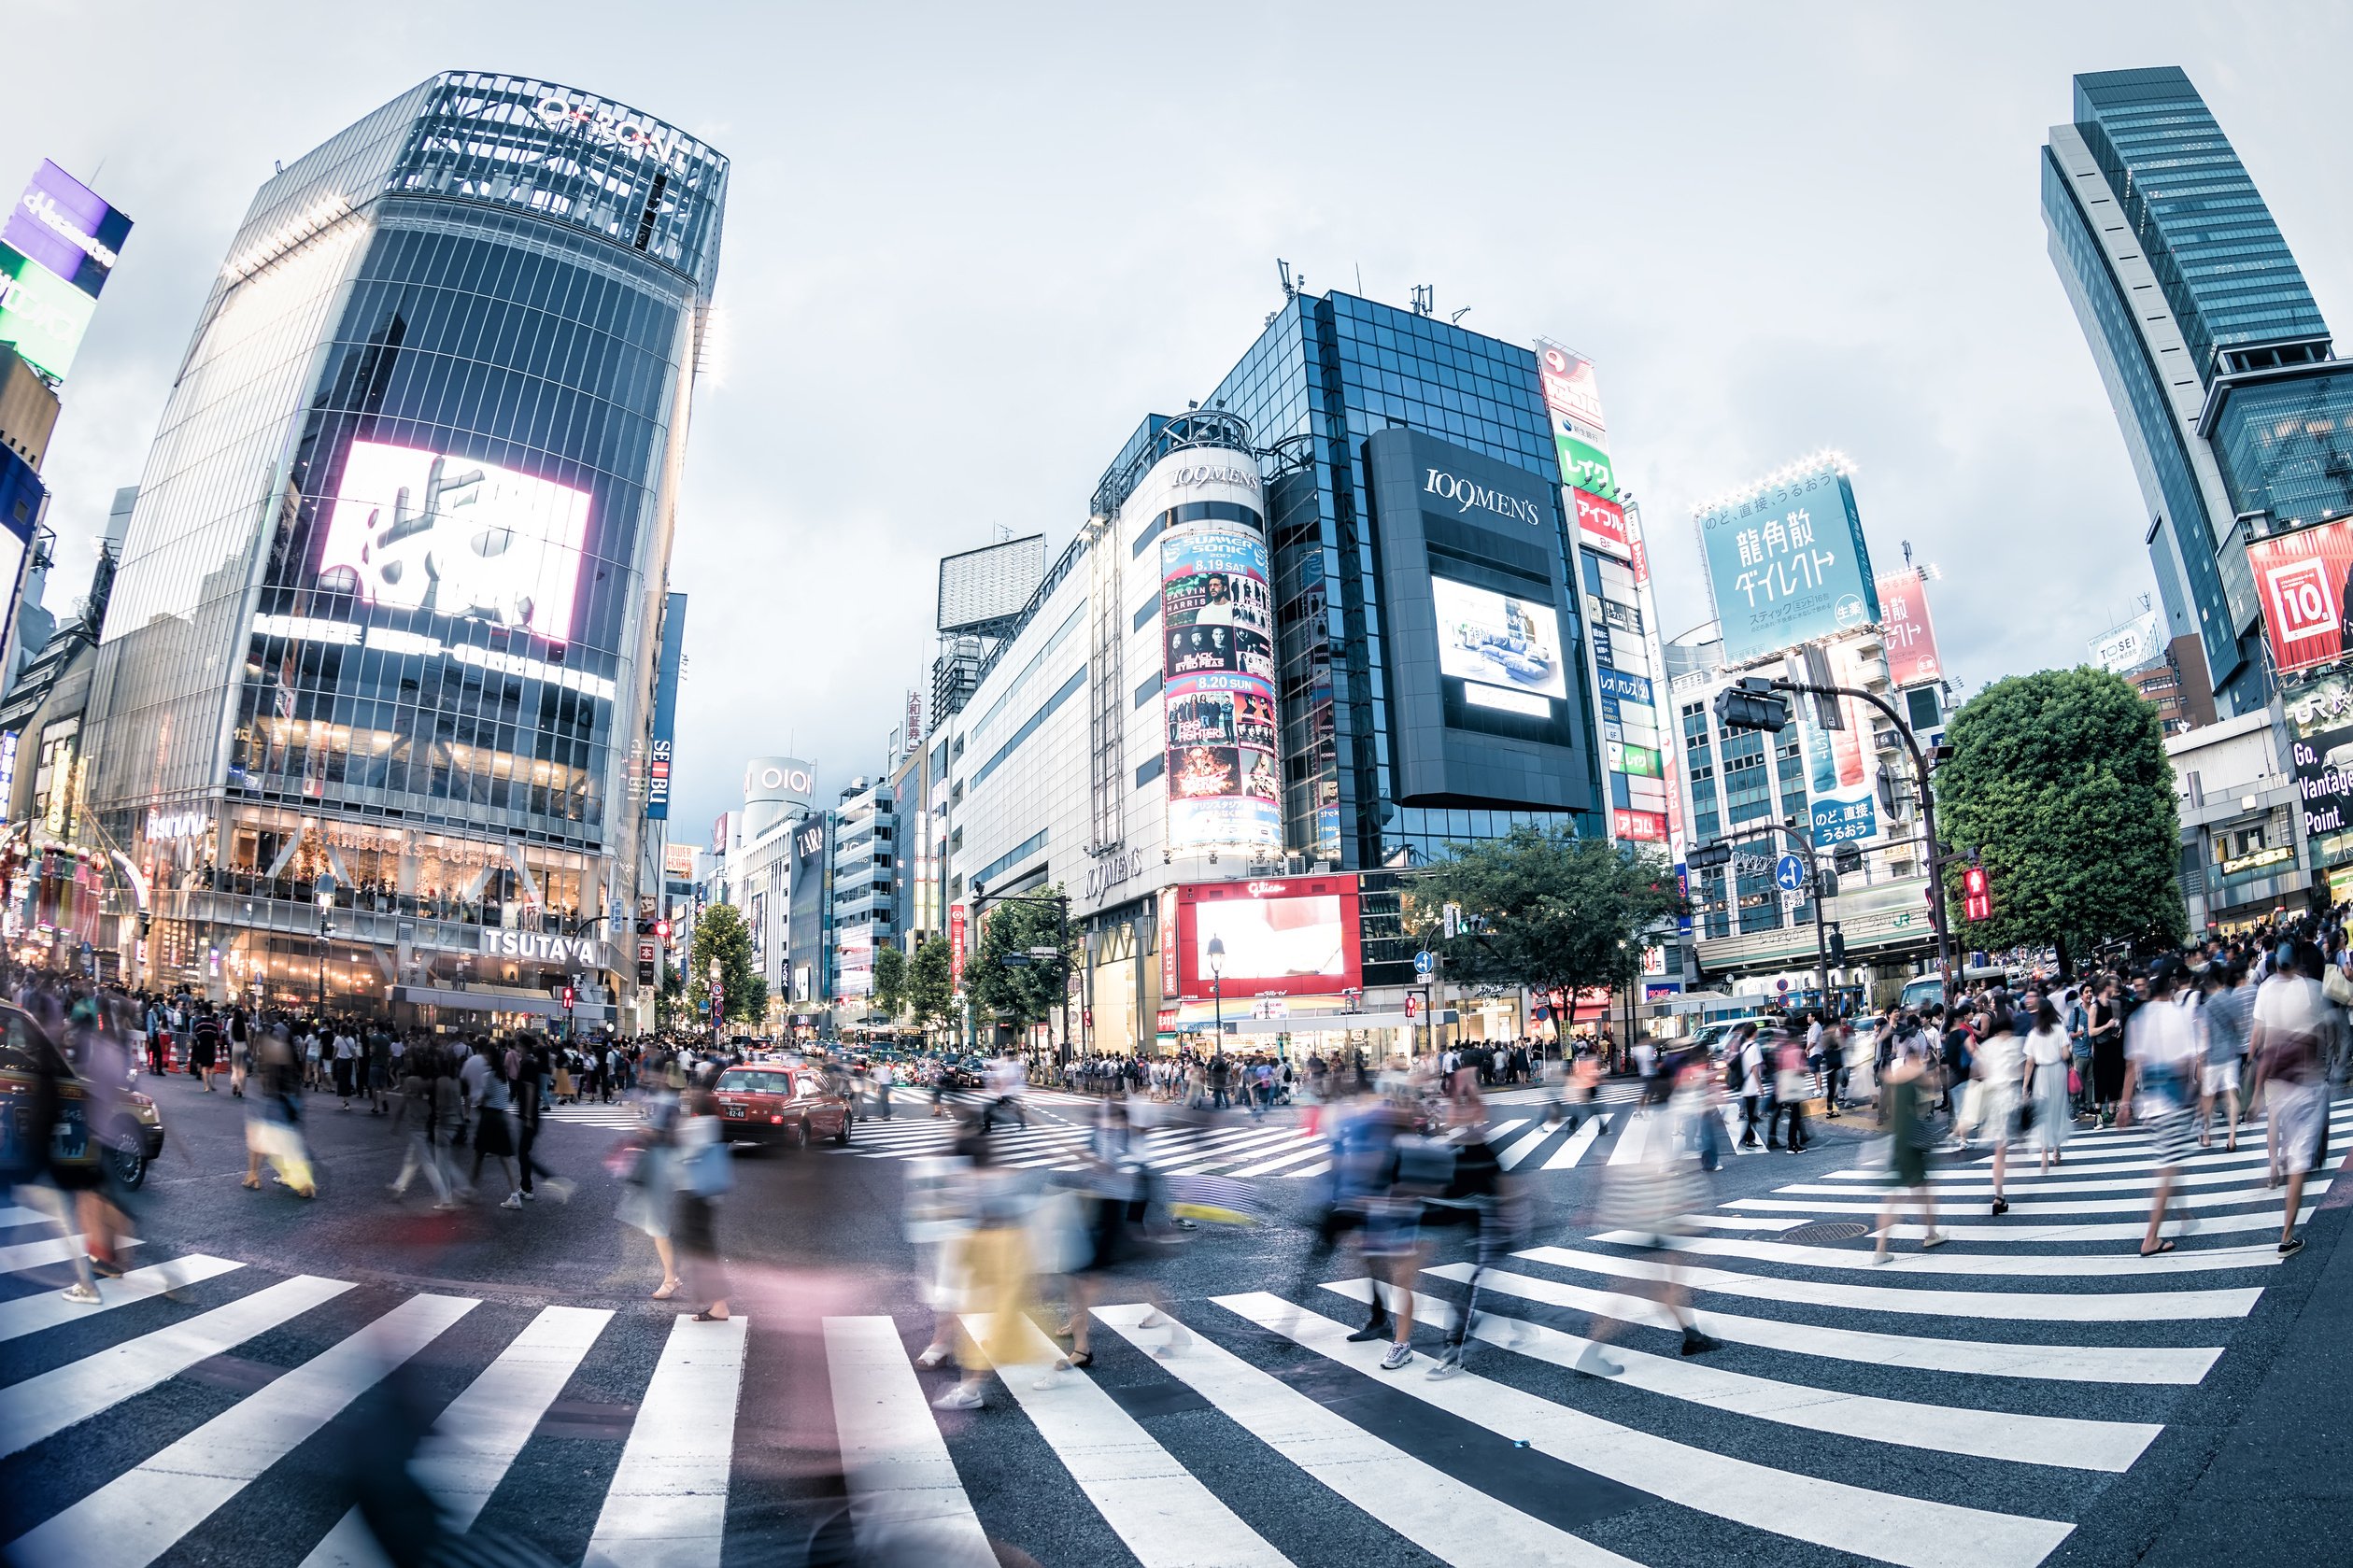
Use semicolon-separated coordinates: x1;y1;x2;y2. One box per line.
1354;262;1364;295
1275;259;1297;301
1901;539;1913;567
1409;284;1433;318
1449;307;1472;324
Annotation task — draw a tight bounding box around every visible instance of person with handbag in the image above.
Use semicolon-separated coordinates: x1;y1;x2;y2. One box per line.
2087;978;2127;1125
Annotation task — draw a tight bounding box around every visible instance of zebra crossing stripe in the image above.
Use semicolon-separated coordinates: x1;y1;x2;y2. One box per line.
1382;1279;2163;1471
1219;1292;2075;1568
1543;1120;1604;1169
0;1235;139;1276
0;1274;354;1458
1728;1179;2325;1219
1416;1263;2220;1384
298;1304;615;1568
1522;1244;2262;1320
1789;1162;2318;1196
1872;1207;2318;1246
821;1315;997;1568
1229;1140;1333;1179
1495;1122;1554;1170
1092;1302;1638;1568
6;1292;478;1568
1606;1109;1651;1165
0;1254;242;1345
1158;1127;1308;1175
0;1205;50;1228
968;1313;1294;1566
585;1312;749;1568
1589;1229;2287;1277
1974;1111;2353;1169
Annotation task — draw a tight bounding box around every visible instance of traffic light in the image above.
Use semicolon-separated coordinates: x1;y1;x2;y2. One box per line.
1963;865;1992;923
561;985;575;1010
654;918;671;941
1876;765;1900;812
1832;841;1863;875
1686;840;1733;870
1828;925;1847;962
1713;677;1791;734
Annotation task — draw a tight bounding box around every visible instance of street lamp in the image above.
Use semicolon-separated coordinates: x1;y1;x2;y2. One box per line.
1206;934;1225;1052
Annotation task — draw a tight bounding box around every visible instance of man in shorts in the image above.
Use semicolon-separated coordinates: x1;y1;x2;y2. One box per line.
2251;940;2330;1258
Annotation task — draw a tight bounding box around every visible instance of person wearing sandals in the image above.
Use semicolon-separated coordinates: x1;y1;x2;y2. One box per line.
1871;1042;1945;1260
2250;939;2330;1259
2117;958;2199;1258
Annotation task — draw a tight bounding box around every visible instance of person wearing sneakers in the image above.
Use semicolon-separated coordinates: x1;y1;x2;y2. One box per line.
2117;958;2200;1259
1578;1054;1721;1373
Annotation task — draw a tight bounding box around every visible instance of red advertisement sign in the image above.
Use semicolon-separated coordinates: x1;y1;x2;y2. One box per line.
1611;808;1668;843
1876;568;1943;686
2248;516;2353;675
1571;487;1628;557
1171;876;1361;1001
1159;887;1179;999
948;903;966;991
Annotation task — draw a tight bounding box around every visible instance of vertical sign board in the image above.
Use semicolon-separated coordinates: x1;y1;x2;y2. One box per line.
2285;673;2353;850
1806;638;1878;848
1876;568;1943;687
645;591;686;819
1696;462;1880;666
2246;516;2353;676
0;161;132;386
948;902;967;992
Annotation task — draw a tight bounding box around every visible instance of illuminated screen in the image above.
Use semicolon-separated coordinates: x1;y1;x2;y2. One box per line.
318;440;590;641
1195;895;1346;982
1431;574;1567;699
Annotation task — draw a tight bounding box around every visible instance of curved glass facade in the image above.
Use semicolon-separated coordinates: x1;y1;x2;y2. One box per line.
81;72;725;1014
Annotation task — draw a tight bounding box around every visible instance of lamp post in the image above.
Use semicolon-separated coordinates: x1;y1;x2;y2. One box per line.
1206;934;1225;1051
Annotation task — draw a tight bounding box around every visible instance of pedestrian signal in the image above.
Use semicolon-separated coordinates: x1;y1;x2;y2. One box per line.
1962;866;1992;923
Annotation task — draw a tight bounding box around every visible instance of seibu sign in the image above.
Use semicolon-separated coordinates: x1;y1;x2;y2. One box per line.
479;928;614;969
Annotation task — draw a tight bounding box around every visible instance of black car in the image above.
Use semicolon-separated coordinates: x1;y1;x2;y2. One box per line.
0;1004;164;1190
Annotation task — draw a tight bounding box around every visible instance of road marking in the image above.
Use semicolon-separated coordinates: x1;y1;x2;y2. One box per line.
298;1304;613;1567
1229;1141;1335;1179
1729;1179;2326;1219
1220;1293;2074;1568
0;1235;140;1276
1587;1229;2285;1276
1495;1123;1554;1170
1606;1109;1651;1165
822;1315;996;1568
0;1206;50;1228
1415;1264;2218;1384
1790;1163;2318;1196
585;1313;748;1568
0;1274;353;1458
1159;1127;1311;1174
0;1254;242;1345
969;1314;1292;1566
1094;1302;1637;1568
1522;1245;2261;1320
1544;1120;1605;1169
1401;1283;2157;1470
6;1293;477;1568
1869;1207;2318;1245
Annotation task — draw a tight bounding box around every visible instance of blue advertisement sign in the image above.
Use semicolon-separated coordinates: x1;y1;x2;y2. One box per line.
1595;666;1651;706
1696;466;1879;666
645;591;686;819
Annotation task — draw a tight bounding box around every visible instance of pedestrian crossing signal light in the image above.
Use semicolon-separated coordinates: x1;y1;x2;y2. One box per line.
1713;677;1791;734
1963;866;1992;923
561;985;575;1010
654;919;671;941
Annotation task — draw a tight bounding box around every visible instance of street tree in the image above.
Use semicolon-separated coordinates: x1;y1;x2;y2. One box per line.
1409;824;1683;1037
872;941;908;1021
689;902;769;1026
906;936;955;1040
966;890;1077;1045
1934;667;2186;970
655;963;686;1032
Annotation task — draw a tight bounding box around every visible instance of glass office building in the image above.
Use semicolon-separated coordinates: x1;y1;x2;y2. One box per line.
83;72;725;1020
2045;65;2353;716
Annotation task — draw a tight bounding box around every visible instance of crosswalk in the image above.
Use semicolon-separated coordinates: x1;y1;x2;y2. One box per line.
0;1094;2338;1566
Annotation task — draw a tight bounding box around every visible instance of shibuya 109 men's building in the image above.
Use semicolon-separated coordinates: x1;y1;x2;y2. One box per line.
78;73;724;1024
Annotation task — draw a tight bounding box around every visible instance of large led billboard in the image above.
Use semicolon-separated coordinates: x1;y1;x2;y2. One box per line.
1696;460;1879;666
0;244;97;382
1432;574;1569;713
2285;672;2353;841
1161;530;1282;855
318;440;591;642
2247;516;2353;677
5;162;133;300
1172;876;1362;1000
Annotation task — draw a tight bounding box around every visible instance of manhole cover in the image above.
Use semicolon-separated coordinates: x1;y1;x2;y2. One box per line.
1782;1221;1872;1245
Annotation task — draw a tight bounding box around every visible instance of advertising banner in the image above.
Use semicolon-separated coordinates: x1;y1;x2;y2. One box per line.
0;243;97;381
5;162;133;299
1571;487;1630;558
1172;876;1361;1000
319;440;591;642
2247;516;2353;676
1431;574;1569;711
949;903;967;991
1535;339;1608;440
1612;809;1668;842
1560;435;1616;501
1806;642;1878;848
2284;672;2353;839
1697;464;1879;666
1877;568;1943;687
646;592;686;819
1161;529;1282;854
2088;611;2165;675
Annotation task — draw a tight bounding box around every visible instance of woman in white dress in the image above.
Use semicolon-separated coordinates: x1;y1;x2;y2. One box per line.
2023;997;2073;1174
1972;1005;2024;1215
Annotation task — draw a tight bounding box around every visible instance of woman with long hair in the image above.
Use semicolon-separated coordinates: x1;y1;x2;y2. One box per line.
2024;996;2072;1175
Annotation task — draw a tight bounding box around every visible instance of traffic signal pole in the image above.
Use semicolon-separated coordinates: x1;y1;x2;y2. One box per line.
1694;820;1834;1019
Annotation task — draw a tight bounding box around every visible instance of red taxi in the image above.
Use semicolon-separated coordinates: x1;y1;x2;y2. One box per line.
713;1064;853;1148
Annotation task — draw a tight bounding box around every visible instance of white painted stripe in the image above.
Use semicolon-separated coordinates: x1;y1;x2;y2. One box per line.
1543;1119;1604;1169
0;1254;242;1345
585;1312;748;1568
1589;1228;2285;1276
0;1235;139;1276
1323;1279;2157;1471
1522;1245;2261;1320
1870;1207;2318;1246
1972;1113;2353;1169
8;1293;477;1568
1728;1179;2327;1219
1606;1109;1652;1165
1495;1123;1555;1170
0;1205;50;1228
1160;1127;1311;1174
1094;1303;1637;1568
1229;1141;1334;1179
969;1314;1292;1566
1679;1215;1809;1232
1788;1163;2318;1196
1280;1162;1330;1180
821;1315;995;1568
1483;1119;1530;1141
298;1304;613;1568
1220;1293;2073;1568
0;1274;354;1458
1416;1264;2218;1384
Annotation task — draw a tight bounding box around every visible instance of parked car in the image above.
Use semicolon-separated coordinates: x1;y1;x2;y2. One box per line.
711;1064;852;1148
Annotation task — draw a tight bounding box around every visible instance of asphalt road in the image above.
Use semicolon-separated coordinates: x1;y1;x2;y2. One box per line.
0;1070;2343;1568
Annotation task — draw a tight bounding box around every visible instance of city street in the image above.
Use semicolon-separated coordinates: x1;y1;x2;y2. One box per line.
1;1068;2346;1567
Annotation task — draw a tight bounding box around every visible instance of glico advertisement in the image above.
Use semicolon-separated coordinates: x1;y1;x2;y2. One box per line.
1170;876;1361;1001
1161;530;1282;855
2247;516;2353;677
1696;463;1880;667
2285;672;2353;841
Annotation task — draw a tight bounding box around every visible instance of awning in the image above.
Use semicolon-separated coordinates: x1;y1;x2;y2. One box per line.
1166;1010;1419;1036
391;983;562;1017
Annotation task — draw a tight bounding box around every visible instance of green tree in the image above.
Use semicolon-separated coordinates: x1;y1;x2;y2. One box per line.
689;902;770;1026
906;935;955;1039
1408;824;1683;1024
966;890;1077;1040
1934;667;2186;969
872;941;908;1021
655;962;686;1031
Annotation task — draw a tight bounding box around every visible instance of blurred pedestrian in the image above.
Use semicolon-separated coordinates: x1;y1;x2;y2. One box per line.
1870;1043;1945;1260
243;1025;317;1198
2118;959;2197;1258
2250;940;2329;1258
2024;996;2072;1175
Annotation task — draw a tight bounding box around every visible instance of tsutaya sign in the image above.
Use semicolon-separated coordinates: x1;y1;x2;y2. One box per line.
478;927;614;968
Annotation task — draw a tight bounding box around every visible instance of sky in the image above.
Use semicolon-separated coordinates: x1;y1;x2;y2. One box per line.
8;1;2351;840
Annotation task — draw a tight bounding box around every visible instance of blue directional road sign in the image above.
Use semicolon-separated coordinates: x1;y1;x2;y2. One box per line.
1414;950;1435;980
1774;854;1807;893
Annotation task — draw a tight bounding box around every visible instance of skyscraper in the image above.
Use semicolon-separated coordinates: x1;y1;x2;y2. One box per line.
82;73;725;1023
2045;65;2353;716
